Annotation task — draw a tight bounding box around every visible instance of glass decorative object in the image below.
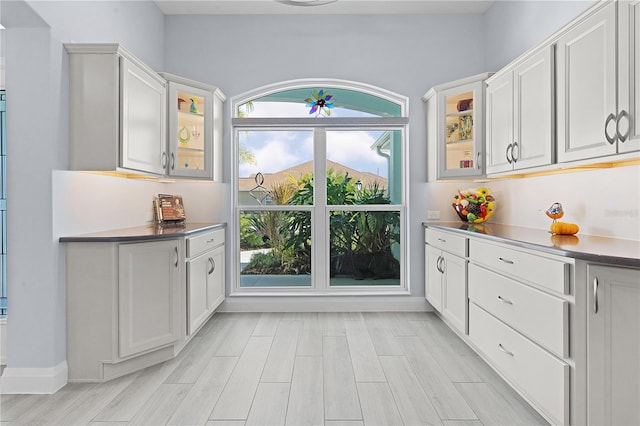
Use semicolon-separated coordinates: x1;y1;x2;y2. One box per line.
452;187;496;223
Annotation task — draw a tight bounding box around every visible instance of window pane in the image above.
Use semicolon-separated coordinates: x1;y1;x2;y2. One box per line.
238;130;313;206
326;130;401;205
238;87;402;118
240;210;312;288
329;210;401;286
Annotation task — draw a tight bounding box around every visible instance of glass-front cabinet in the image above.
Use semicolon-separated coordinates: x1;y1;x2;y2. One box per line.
163;73;225;180
424;73;491;181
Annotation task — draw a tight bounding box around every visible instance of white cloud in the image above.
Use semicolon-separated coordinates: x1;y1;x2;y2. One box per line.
327;131;388;175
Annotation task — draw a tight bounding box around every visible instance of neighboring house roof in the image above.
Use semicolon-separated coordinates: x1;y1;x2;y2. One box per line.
239;160;387;191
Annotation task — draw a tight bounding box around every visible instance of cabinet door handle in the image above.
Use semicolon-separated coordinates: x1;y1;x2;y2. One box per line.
170;153;175;170
438;256;445;274
498;343;514;357
162;152;168;168
506;143;513;164
605;113;617;145
593;276;599;314
208;257;215;275
617;110;630;143
497;295;513;305
476;151;481;169
511;141;519;162
498;257;514;265
174;246;178;267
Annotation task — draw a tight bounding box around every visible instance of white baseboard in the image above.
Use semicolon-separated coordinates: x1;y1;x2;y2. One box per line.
0;361;68;394
219;295;430;312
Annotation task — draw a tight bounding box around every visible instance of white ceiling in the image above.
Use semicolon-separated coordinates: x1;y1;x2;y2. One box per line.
154;0;495;15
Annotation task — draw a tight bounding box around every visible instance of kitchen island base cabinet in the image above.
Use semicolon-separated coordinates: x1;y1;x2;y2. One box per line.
586;264;640;426
66;239;181;382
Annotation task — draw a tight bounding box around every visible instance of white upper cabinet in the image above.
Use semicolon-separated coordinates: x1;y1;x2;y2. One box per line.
66;44;168;176
161;73;226;180
423;73;491;181
618;0;640;153
120;57;167;175
486;45;554;175
557;1;639;162
66;44;225;180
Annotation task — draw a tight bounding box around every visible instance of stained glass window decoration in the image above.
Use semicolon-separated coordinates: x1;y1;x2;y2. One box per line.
305;89;334;117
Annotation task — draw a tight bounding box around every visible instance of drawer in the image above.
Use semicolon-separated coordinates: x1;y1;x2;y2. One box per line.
469;239;569;294
187;228;225;258
469;264;568;358
425;228;467;257
469;303;569;425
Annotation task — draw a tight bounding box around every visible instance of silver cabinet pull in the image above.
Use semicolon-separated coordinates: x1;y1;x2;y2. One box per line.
605;113;617;144
437;238;446;243
206;238;215;243
512;141;519;162
498;295;513;305
476;151;481;169
498;343;514;357
617;110;630;143
170;153;175;170
506;143;513;164
162;152;168;168
498;257;514;265
593;276;599;314
436;255;445;274
174;246;178;267
208;257;215;275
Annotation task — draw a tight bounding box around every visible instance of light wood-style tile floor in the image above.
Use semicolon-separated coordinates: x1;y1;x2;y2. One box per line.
1;312;549;425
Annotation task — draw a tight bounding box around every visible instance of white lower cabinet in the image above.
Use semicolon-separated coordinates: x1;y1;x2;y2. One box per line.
186;228;225;337
586;264;640;426
424;228;468;334
118;240;181;358
66;239;182;381
467;239;572;425
65;226;226;382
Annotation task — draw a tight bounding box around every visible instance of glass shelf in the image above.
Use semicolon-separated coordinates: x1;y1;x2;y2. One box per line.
446;109;474;117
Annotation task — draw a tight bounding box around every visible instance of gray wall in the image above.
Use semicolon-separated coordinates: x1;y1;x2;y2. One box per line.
483;0;596;71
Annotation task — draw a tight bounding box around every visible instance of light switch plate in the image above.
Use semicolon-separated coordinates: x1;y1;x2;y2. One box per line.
427;211;440;220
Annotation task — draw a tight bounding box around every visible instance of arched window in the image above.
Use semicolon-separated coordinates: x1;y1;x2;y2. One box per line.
232;79;408;294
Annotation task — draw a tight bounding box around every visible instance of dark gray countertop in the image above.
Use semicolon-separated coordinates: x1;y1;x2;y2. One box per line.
423;221;640;268
59;222;226;243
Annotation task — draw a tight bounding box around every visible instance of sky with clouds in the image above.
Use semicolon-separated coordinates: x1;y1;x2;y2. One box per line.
237;101;390;178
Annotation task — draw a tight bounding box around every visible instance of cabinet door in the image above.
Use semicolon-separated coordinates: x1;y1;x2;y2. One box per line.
120;57;167;175
587;264;640;426
167;81;213;179
207;245;225;311
486;72;514;174
437;82;484;179
212;91;224;182
557;3;617;162
513;45;555;170
425;245;443;312
118;240;180;358
618;0;640;154
442;251;467;334
187;252;210;336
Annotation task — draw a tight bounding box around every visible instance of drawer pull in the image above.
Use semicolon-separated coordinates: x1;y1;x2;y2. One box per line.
593;277;599;314
498;343;514;357
206;238;215;243
437;238;447;243
498;257;514;265
497;295;513;305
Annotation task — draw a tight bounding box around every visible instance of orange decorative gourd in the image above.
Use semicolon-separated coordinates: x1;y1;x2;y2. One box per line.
550;221;580;235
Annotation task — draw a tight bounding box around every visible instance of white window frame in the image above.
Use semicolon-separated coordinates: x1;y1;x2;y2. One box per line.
230;79;410;296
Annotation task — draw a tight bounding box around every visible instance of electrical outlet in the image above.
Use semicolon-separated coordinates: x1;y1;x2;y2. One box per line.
427;211;440;220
